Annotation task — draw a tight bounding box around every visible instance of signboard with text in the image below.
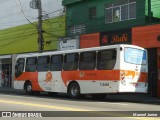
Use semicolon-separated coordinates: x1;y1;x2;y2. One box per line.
58;36;79;51
100;29;132;46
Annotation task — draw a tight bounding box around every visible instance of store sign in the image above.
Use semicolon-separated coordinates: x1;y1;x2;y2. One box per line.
100;29;132;46
58;36;79;51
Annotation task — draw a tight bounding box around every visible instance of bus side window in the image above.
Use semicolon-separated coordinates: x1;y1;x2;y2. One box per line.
50;55;63;71
15;58;25;77
79;51;96;70
37;56;50;72
97;49;117;70
63;53;78;71
25;57;37;72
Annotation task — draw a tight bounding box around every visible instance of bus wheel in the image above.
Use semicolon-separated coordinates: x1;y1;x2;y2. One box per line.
68;82;81;98
24;82;32;95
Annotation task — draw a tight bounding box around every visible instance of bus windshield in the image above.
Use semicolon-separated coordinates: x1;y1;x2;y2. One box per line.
124;47;147;65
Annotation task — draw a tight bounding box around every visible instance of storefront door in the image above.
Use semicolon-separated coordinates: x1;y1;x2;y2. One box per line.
2;64;12;87
147;48;158;97
157;48;160;97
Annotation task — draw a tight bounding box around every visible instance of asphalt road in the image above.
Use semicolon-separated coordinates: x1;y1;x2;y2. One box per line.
0;93;159;120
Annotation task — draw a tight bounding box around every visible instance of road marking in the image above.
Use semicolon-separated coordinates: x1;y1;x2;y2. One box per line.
0;99;159;120
98;102;128;105
0;99;90;111
108;103;128;105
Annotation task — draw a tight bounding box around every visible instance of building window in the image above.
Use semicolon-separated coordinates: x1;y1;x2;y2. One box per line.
129;2;136;19
105;0;136;23
69;25;86;35
89;6;96;19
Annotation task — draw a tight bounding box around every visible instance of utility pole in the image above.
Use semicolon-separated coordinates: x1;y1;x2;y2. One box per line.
148;0;152;23
37;0;44;53
30;0;44;53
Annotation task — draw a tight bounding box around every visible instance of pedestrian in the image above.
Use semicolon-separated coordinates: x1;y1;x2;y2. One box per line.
4;70;8;87
1;70;5;87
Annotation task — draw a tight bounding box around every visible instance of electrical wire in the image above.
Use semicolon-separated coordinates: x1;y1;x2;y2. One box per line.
14;0;37;27
0;0;160;49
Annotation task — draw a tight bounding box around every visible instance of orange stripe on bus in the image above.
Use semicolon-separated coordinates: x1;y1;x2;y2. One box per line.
15;70;147;90
61;70;121;86
15;72;43;91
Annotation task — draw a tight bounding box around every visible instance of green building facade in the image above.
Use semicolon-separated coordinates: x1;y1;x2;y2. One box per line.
63;0;160;35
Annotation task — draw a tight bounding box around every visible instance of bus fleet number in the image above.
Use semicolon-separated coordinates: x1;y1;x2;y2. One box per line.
100;83;109;86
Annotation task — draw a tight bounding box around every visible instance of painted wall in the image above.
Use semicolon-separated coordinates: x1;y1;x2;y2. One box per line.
0;16;66;54
145;0;160;19
132;24;160;48
62;0;79;5
80;33;100;48
65;0;146;35
0;0;66;54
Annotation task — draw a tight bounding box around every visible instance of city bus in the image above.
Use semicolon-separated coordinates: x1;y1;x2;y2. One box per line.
14;44;148;99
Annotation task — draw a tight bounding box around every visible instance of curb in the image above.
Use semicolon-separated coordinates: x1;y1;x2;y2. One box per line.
0;87;159;104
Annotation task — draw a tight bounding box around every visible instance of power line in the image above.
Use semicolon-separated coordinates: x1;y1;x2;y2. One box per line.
14;0;37;27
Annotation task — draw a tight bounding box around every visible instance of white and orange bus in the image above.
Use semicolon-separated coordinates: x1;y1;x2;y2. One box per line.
14;44;148;98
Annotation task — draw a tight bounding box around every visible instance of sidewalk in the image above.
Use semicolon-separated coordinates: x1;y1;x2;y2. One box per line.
0;87;24;94
106;93;160;104
0;87;159;104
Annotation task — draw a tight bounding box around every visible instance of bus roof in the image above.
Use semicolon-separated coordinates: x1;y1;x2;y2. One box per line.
16;44;145;59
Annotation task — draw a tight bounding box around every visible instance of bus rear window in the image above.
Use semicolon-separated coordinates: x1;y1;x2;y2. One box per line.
124;47;147;65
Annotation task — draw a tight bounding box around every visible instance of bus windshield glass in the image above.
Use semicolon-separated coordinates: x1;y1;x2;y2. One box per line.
124;47;147;65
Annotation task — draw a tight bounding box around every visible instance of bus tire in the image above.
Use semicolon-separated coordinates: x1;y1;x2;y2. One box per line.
24;82;32;95
68;82;81;99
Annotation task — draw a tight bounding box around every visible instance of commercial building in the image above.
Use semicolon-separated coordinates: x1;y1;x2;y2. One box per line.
0;0;65;87
62;0;160;97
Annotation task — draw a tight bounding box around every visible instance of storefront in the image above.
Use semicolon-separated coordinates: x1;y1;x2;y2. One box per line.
0;55;12;88
80;28;132;48
80;33;100;48
100;29;132;46
132;24;160;97
79;27;160;97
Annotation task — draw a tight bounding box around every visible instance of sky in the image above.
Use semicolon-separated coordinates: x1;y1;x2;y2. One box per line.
0;0;63;30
